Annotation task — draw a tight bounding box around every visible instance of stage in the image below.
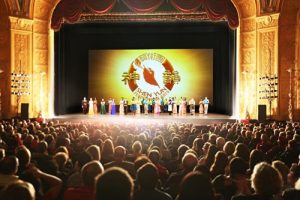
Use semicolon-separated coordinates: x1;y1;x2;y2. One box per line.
51;113;237;125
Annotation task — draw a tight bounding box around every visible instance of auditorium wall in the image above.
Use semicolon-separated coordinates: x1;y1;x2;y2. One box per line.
0;0;299;121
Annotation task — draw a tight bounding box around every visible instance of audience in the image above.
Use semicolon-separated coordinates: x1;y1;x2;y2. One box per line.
95;167;133;200
0;118;299;200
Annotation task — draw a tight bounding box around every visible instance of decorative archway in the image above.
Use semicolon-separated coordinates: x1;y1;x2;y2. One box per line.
0;0;292;120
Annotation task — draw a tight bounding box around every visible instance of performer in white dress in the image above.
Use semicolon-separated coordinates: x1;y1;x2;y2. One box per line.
203;97;210;114
199;98;204;114
136;97;141;114
88;98;94;115
178;97;183;116
189;98;196;115
167;98;173;115
119;97;124;115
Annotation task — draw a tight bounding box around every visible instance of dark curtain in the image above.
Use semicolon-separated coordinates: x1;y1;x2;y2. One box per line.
54;21;236;115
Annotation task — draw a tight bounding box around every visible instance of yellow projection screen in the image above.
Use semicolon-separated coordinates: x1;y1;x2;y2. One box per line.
88;49;213;103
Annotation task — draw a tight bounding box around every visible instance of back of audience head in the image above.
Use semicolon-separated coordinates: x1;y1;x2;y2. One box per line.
16;145;31;170
114;146;127;162
234;143;250;162
249;149;265;172
0;155;19;175
0;181;35;200
229;157;248;177
137;163;158;189
272;160;290;187
132;141;142;155
95;167;133;200
182;152;198;171
223;141;235;156
134;156;150;171
86;144;101;161
81;160;104;187
251;162;283;196
177;172;215;200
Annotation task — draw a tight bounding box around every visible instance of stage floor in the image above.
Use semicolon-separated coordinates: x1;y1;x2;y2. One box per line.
52;113;236;125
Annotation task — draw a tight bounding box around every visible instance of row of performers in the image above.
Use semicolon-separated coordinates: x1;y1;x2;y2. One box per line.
82;97;210;115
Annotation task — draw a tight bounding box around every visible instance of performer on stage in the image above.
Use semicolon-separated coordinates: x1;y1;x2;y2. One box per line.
160;97;165;113
100;98;106;114
154;98;161;114
82;97;88;114
136;97;141;114
203;97;210;114
164;98;168;113
189;98;196;115
124;98;128;115
179;97;183;115
130;97;137;115
108;98;112;114
119;97;124;115
182;97;187;115
172;97;177;114
143;98;148;115
88;98;94;115
151;98;155;113
93;98;98;114
140;98;144;114
199;98;204;114
111;99;116;115
168;98;173;115
148;98;153;113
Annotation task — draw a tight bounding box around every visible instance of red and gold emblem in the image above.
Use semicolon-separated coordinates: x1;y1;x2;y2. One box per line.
122;52;180;98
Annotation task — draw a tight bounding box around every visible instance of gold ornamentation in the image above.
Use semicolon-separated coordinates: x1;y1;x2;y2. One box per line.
9;16;33;31
15;34;29;69
34;34;48;49
241;33;256;48
34;49;48;65
260;31;275;74
240;19;256;32
33;20;49;34
256;14;279;29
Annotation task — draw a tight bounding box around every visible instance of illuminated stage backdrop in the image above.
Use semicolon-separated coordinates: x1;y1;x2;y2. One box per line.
89;49;213;103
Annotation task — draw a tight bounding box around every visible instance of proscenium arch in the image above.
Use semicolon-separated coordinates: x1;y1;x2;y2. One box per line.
32;0;257;118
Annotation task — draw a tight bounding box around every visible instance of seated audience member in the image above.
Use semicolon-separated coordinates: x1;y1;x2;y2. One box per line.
165;152;198;198
287;164;300;188
31;141;57;175
104;146;135;178
66;151;92;187
0;155;20;188
232;162;283;200
86;144;101;161
0;180;35;200
210;151;228;179
127;141;143;162
64;160;104;200
148;149;169;182
282;178;300;200
176;172;215;200
213;157;251;200
272;160;290;189
133;163;172;200
95;167;134;200
100;139;115;165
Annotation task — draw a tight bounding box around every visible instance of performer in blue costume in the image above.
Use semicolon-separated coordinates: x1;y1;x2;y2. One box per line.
111;99;116;115
130;97;137;115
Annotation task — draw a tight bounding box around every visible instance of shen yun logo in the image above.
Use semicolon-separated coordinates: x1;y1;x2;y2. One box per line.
122;52;181;99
